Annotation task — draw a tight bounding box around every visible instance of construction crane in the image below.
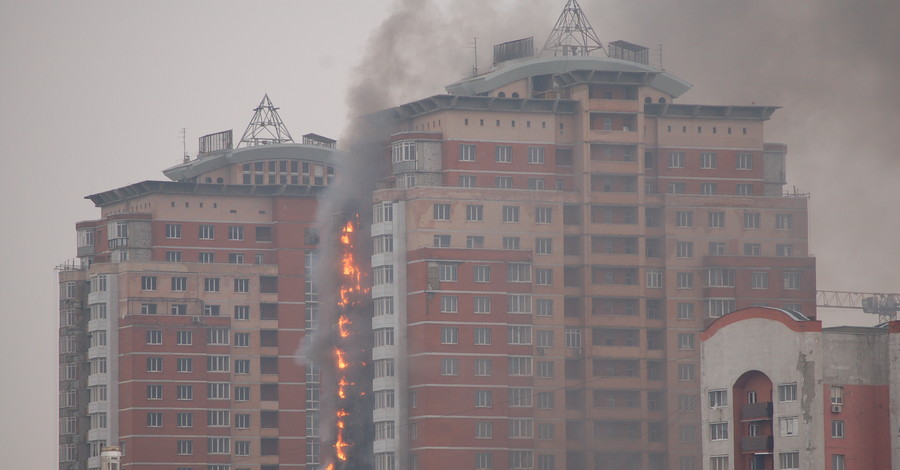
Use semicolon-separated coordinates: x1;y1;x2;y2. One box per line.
816;291;900;324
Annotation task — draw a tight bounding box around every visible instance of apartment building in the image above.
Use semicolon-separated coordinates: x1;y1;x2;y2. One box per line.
701;306;898;469
367;27;815;470
58;111;339;469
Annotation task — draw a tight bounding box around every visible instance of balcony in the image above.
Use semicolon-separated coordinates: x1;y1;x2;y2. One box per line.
741;435;773;453
741;401;773;421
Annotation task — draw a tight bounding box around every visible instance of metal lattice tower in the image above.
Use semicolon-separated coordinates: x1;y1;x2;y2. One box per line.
238;94;294;148
540;0;606;57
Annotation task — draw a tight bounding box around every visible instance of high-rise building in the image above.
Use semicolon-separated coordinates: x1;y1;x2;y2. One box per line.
700;306;898;470
367;5;815;470
58;96;342;470
58;4;820;470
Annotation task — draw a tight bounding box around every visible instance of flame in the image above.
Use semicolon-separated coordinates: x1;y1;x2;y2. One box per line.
335;348;349;369
338;315;352;338
338;377;353;399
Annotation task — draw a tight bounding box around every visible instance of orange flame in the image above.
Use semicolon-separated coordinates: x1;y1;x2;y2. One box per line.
335;430;350;461
338;316;352;338
335;348;348;370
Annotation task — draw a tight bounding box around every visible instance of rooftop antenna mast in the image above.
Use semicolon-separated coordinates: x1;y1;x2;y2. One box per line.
540;0;606;57
471;37;479;77
238;94;294;148
180;128;189;163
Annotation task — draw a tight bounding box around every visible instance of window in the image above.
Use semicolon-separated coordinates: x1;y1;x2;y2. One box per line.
474;296;491;314
467;235;484;248
146;357;163;372
676;241;693;258
710;422;728;440
224;307;248;323
373;202;393;223
507;294;532;314
166;250;182;262
177;358;192;373
475;390;493;407
832;455;845;470
708;211;725;228
234;386;249;401
678;364;695;381
176;439;193;455
141;276;157;291
176;330;192;345
508;325;532;345
438;263;457;281
708;389;727;408
373;234;393;254
433;203;451;220
474;358;492;376
391;140;416;162
528;178;545;190
668;181;686;194
441;358;459;376
700;152;717;169
508;387;533;407
459;143;476;161
737;153;753;169
507;263;531;282
459;175;477;188
503;236;520;249
433;235;451;247
509;418;533;438
146;384;163;399
228;225;244;241
234;278;250;293
208;382;230;400
751;272;769;289
778;383;798;402
208;409;230;427
744;212;760;228
646;270;663;288
777;244;794;257
528;147;545;164
778;451;799;469
476;452;493;469
502;206;520;222
165;223;182;239
228;253;244;264
145;411;163;428
176;412;193;428
440;295;458;313
708;242;725;255
475;421;492;439
441;327;458;344
710;456;728;470
536;330;553;348
669;151;685;168
199;224;215;240
466;204;483;221
146;329;162;345
508;356;533;376
536;361;554;378
677;272;693;289
779;416;798;436
707;268;736;287
496;176;513;188
207;355;230;372
374;328;395;346
706;298;736;318
204;277;220;292
473;265;491;283
677;302;694;320
831;386;843;405
208;437;230;454
199;252;215;263
831;419;844;438
565;328;582;348
736;183;753;196
535;207;553;224
373;265;394;285
776;213;793;230
784;272;801;290
535;268;553;286
234;359;250;374
676;211;693;227
496;145;512;162
744;243;761;256
677;333;695;350
536;299;553;316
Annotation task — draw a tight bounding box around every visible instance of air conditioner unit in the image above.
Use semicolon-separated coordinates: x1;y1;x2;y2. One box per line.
536;348;546;356
831;405;842;413
191;315;202;325
572;348;583;356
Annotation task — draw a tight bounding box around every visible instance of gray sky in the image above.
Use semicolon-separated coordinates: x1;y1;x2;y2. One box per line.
1;0;897;467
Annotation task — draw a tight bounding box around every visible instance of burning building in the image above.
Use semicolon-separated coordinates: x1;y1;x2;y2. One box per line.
57;95;367;470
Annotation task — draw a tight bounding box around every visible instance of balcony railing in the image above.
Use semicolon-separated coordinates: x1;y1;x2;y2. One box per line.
742;402;773;421
741;435;774;453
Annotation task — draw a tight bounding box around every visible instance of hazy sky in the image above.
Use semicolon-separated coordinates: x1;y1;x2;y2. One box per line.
1;0;898;467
